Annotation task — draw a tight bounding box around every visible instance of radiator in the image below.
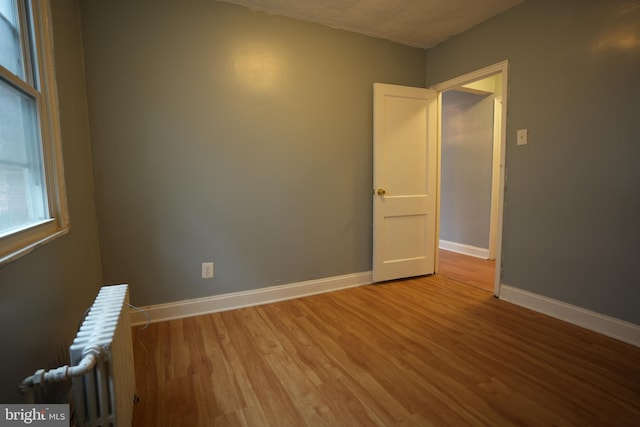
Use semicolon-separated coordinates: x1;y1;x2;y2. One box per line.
70;284;136;427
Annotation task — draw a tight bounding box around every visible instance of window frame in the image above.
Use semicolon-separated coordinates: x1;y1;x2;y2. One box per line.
0;0;69;266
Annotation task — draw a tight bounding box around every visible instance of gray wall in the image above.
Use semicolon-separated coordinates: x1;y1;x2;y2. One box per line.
0;0;103;403
79;0;426;306
440;90;495;250
427;0;640;324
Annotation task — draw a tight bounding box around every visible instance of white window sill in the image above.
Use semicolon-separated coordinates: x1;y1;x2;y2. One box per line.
0;221;70;268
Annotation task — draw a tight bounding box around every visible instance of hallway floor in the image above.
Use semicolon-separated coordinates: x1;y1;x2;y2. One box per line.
438;249;495;292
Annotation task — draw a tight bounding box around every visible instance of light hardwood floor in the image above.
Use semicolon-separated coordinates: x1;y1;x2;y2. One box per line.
438;249;495;292
132;276;640;426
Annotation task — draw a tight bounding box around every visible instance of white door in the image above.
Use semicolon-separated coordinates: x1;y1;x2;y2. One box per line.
372;83;438;282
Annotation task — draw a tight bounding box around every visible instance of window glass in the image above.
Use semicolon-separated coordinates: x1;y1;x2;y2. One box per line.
0;0;26;80
0;78;47;236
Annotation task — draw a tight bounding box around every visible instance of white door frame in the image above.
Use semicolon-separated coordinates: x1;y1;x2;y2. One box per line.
430;60;509;296
489;96;503;260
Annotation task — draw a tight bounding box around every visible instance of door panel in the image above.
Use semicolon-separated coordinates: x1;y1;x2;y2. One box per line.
373;83;437;282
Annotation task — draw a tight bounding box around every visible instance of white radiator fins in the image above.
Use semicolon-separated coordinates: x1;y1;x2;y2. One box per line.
111;297;136;426
70;284;136;427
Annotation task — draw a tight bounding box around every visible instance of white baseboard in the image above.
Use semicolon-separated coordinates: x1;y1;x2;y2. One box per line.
439;240;489;259
130;271;372;326
499;285;640;347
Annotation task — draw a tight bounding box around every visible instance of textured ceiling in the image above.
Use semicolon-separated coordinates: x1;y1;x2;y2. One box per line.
218;0;525;48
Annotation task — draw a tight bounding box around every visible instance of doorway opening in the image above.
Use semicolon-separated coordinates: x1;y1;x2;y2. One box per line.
431;61;508;296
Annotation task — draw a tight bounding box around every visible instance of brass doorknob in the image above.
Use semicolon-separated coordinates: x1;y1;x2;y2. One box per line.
377;188;386;196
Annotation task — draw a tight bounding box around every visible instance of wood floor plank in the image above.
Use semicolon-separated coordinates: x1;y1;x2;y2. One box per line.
438;249;495;292
132;276;640;426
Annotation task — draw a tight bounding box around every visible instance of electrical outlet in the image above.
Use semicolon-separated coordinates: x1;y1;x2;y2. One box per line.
202;262;214;279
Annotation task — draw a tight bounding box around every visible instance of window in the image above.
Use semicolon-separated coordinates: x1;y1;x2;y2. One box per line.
0;0;68;265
